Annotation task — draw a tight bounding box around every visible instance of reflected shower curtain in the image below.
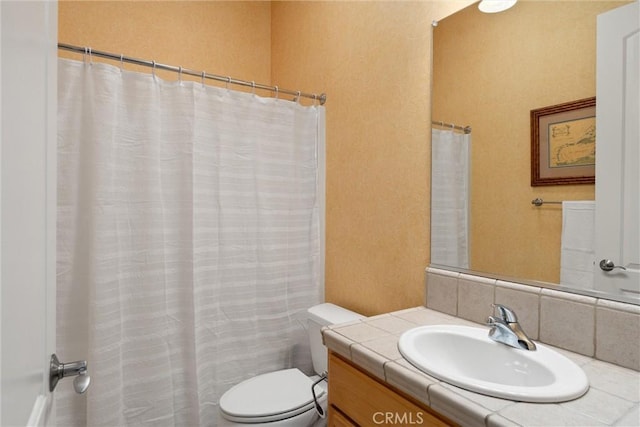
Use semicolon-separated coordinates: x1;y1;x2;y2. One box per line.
431;128;470;268
56;58;324;426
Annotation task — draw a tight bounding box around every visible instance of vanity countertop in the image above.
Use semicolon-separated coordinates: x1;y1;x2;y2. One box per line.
322;306;640;427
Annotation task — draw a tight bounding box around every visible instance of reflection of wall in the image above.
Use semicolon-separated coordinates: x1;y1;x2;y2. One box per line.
432;1;628;284
59;1;475;316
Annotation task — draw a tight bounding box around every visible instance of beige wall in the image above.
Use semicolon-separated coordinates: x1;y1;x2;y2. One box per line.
271;1;472;315
59;1;272;85
432;1;626;284
58;1;473;317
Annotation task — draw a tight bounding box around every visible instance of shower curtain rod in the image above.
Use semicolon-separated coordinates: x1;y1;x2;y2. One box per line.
432;120;471;134
58;43;327;105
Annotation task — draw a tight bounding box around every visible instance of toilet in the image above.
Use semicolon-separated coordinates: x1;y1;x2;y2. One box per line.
219;303;364;426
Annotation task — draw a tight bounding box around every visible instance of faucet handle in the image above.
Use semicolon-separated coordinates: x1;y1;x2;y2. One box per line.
486;315;502;325
492;304;518;323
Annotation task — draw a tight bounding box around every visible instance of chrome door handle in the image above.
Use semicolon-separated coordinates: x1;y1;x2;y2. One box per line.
599;259;627;272
49;353;91;394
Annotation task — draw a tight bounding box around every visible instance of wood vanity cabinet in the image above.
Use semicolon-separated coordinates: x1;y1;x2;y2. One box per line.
327;352;456;426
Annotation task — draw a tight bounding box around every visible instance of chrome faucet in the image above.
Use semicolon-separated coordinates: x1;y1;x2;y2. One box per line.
487;304;536;351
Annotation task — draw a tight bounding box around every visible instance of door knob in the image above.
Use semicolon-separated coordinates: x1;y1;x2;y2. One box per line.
599;259;627;272
73;370;91;394
49;353;91;393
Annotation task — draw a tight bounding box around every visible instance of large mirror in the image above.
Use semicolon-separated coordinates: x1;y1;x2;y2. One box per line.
430;0;637;303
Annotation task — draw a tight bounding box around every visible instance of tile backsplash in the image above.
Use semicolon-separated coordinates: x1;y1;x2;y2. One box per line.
426;267;640;371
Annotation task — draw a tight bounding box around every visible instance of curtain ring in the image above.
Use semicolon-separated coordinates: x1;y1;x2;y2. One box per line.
120;54;124;71
312;94;318;106
251;81;256;95
274;86;279;100
152;60;156;78
88;47;93;65
295;90;301;103
226;76;231;90
83;46;88;64
178;66;183;84
201;71;206;87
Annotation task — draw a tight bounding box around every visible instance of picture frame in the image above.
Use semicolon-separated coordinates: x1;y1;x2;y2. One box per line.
531;97;596;186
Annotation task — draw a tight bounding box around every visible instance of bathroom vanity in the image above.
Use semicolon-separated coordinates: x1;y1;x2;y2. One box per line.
328;352;453;426
323;306;640;426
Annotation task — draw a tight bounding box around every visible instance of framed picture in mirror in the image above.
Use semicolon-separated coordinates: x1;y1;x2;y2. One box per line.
531;97;596;186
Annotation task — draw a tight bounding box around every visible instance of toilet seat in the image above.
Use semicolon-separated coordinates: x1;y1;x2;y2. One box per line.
220;368;325;424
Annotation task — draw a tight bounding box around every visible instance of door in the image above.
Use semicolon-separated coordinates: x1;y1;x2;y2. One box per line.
594;1;640;299
1;1;58;425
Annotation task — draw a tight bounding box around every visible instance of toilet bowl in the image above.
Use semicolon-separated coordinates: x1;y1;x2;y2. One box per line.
219;370;327;426
219;303;364;426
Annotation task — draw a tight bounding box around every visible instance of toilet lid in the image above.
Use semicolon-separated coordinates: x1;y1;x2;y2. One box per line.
220;368;325;423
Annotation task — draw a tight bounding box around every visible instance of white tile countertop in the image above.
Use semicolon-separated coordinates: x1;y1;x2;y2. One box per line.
322;307;640;427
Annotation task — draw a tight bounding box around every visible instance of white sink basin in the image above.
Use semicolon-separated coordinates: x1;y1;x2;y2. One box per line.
398;325;589;403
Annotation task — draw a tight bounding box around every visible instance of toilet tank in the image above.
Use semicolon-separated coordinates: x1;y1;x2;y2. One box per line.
307;303;364;375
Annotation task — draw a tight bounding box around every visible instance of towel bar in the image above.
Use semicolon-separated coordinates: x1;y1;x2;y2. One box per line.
531;198;562;206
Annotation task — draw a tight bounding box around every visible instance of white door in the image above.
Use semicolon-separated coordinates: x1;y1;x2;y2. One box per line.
1;1;58;425
594;1;640;299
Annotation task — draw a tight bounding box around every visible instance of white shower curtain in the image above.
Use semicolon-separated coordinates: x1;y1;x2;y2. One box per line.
431;128;470;269
56;58;325;426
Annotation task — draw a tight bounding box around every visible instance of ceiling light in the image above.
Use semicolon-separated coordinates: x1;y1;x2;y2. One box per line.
478;0;517;13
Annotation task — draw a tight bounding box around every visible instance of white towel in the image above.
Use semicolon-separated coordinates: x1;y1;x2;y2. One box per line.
560;201;595;289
